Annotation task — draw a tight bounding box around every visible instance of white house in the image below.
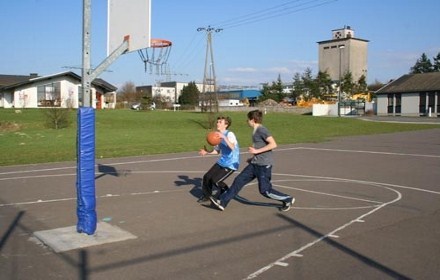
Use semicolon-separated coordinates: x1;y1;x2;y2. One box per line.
0;71;117;109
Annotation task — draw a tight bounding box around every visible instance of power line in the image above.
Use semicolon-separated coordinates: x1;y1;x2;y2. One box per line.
213;0;338;30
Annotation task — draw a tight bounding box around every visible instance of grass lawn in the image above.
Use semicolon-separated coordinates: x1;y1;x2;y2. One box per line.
0;108;437;166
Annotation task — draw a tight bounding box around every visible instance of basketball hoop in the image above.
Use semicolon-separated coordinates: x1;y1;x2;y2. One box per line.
138;38;172;75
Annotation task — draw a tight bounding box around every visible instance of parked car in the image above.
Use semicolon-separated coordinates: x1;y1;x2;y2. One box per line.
131;103;142;110
131;102;156;110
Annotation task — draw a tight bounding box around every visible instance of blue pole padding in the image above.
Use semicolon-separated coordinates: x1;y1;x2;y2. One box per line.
76;107;97;235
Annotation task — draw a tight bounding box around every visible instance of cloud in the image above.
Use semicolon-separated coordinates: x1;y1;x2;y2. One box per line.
227;67;258;73
266;67;291;74
219;59;319;86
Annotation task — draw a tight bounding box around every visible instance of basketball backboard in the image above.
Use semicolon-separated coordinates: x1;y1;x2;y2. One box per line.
107;0;151;55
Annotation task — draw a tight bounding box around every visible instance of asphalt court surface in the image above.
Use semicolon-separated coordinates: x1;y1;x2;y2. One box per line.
1;127;440;279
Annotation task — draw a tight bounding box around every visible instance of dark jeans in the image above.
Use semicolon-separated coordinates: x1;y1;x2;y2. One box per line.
202;163;234;197
219;163;291;207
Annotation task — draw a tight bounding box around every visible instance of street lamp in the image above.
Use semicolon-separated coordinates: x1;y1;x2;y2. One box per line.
338;44;345;116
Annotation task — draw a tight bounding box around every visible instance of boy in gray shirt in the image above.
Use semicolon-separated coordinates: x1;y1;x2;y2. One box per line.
210;110;294;211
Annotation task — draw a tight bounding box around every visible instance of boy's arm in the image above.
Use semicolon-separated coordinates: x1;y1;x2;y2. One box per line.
220;132;236;151
199;148;219;156
249;136;277;154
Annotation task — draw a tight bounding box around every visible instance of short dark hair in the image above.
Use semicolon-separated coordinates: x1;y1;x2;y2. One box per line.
247;110;263;124
217;116;232;128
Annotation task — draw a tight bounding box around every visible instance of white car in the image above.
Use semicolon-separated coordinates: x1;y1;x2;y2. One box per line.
131;103;142;110
131;102;156;110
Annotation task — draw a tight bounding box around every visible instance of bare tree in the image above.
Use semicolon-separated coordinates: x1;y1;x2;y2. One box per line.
117;81;142;105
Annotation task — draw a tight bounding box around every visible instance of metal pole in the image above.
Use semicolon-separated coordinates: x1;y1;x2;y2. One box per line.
82;0;92;107
338;45;345;117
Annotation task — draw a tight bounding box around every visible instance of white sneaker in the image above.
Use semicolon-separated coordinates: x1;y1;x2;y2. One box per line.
209;196;225;211
281;198;295;212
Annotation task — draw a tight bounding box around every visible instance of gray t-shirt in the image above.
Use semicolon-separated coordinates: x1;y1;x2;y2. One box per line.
250;125;273;166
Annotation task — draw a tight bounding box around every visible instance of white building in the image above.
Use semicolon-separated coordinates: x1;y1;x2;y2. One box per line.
0;71;117;109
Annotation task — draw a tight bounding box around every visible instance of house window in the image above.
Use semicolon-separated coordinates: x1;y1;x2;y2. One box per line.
395;93;401;114
37;82;61;107
437;92;440;115
387;94;394;114
419;92;426;115
428;92;435;114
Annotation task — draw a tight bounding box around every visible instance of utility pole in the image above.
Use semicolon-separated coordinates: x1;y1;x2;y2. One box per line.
197;26;222;112
338;44;345;117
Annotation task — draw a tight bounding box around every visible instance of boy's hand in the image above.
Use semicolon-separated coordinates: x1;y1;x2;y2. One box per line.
248;146;258;154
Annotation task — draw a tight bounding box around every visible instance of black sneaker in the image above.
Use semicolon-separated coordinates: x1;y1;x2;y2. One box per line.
281;198;295;212
209;196;225;211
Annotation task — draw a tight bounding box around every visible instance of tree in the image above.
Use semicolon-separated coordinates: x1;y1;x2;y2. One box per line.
259;75;285;102
259;83;272;102
291;72;304;101
433;52;440;72
341;72;355;98
272;74;285;102
291;69;332;101
368;80;385;92
117;81;142;104
410;53;433;73
314;71;333;99
301;68;314;101
355;74;368;93
179;81;200;106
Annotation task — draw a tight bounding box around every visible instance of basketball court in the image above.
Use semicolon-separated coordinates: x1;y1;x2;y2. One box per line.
1;128;440;279
2;1;440;278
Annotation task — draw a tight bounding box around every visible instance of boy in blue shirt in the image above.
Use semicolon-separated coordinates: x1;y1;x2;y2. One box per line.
198;116;240;202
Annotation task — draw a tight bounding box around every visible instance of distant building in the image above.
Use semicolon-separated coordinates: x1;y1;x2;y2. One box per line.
0;71;116;109
317;26;368;83
159;81;210;102
136;85;176;103
218;89;261;106
375;72;440;117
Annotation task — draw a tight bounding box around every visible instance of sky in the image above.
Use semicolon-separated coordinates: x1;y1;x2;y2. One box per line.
1;0;439;90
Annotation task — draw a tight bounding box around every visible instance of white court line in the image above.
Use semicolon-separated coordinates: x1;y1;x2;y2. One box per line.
273;173;440;195
293;147;440;158
271;180;384;204
1;145;436;176
244;185;403;279
0;189;185;207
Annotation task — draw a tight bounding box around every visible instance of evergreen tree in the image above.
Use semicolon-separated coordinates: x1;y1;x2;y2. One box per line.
355;74;368;93
179;81;200;106
410;53;433;73
341;72;355;98
433;52;440;72
314;71;333;100
259;75;284;102
301;68;314;101
259;83;271;102
291;72;304;101
271;74;285;102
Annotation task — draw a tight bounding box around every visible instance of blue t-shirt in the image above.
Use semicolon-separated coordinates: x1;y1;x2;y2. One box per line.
215;130;240;170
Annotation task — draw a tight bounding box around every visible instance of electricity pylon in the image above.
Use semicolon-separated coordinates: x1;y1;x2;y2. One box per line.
197;26;222;112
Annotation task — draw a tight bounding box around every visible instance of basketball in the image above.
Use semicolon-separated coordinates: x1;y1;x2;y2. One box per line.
206;131;222;146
